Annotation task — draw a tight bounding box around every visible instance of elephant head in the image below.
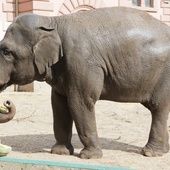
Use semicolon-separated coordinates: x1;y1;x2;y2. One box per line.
0;14;62;91
0;100;16;123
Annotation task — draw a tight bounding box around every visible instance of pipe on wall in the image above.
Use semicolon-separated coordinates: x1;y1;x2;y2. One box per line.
15;0;19;17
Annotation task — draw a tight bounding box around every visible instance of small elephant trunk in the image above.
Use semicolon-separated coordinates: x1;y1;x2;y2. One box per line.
0;100;16;123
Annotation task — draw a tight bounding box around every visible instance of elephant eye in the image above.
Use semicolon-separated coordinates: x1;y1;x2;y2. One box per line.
2;48;11;56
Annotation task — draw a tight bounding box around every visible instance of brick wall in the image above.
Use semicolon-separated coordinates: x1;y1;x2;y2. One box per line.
0;0;56;40
2;0;15;22
19;0;53;16
58;0;106;15
0;0;14;40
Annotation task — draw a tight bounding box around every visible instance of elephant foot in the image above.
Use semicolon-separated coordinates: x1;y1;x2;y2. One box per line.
142;143;169;157
51;143;74;155
79;147;103;159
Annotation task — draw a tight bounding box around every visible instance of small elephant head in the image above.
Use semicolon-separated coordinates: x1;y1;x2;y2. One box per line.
0;14;62;91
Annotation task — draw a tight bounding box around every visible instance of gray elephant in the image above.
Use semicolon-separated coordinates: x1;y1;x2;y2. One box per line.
0;6;170;159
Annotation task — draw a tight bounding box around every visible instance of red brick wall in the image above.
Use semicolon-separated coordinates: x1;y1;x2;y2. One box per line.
2;0;54;21
19;0;53;16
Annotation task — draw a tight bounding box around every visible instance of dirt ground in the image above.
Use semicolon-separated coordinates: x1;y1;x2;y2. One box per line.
0;81;170;170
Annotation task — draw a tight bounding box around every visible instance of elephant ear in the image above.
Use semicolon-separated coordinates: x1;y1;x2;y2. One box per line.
34;22;62;75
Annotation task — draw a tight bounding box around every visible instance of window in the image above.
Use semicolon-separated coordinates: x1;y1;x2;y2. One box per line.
145;0;153;7
132;0;141;6
132;0;154;7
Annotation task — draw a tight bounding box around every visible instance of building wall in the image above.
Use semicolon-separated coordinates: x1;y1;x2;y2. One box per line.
161;0;170;26
0;0;12;40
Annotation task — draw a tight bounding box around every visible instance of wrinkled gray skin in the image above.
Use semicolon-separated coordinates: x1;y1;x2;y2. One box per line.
0;7;170;159
0;100;16;123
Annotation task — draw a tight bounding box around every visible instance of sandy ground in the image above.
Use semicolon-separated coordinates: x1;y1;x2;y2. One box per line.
0;81;170;170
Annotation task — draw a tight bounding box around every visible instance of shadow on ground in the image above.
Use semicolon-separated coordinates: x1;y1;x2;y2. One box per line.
1;134;142;155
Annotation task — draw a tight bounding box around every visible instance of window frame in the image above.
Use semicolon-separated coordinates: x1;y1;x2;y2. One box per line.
132;0;157;12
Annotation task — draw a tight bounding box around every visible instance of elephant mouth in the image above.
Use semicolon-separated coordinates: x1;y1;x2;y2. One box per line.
0;84;8;92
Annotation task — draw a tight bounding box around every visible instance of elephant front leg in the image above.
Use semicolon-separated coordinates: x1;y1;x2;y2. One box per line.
65;62;104;159
68;93;103;159
142;106;169;157
51;89;74;155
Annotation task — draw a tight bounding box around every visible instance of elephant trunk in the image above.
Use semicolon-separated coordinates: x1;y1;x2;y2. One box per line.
0;100;16;123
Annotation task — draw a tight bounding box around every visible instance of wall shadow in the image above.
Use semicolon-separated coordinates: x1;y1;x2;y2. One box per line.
1;134;142;155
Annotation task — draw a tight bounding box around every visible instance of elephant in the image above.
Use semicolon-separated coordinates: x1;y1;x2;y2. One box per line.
0;6;170;159
0;100;16;123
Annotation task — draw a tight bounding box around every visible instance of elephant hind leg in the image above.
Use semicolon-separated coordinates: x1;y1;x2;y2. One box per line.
141;101;169;157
